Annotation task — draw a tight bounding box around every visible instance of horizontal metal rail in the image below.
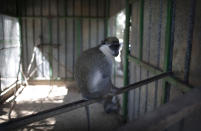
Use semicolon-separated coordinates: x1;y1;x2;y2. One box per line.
128;55;191;93
0;72;171;130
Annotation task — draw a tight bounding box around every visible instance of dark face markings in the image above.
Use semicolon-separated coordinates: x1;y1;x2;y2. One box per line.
109;42;120;57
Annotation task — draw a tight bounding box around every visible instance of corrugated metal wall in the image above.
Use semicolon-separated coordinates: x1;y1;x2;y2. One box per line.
128;0;201;130
0;15;20;93
18;0;108;80
128;0;166;120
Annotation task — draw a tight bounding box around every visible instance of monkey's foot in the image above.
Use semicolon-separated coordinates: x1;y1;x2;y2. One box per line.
103;96;120;114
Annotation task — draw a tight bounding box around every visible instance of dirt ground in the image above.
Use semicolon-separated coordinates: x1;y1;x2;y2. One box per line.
0;80;124;131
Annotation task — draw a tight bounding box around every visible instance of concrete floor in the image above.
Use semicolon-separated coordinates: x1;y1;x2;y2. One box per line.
0;81;123;131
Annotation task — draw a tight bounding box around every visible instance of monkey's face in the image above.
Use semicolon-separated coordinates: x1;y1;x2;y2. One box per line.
101;37;121;57
108;42;120;57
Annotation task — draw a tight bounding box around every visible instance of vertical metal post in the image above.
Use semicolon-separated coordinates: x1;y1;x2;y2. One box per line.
162;0;173;104
123;0;131;122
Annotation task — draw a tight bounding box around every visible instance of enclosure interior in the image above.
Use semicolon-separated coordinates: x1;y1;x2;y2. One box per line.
0;0;201;131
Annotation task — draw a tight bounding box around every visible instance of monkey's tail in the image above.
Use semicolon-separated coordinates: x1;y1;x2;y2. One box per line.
85;105;90;131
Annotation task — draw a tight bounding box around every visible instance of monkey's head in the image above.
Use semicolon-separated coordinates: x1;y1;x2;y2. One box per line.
100;37;121;57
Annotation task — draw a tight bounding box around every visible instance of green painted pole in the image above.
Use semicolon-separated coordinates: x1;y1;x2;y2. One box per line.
123;0;131;122
162;0;173;104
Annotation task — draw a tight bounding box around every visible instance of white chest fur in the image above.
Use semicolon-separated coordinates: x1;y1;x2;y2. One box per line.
99;45;115;65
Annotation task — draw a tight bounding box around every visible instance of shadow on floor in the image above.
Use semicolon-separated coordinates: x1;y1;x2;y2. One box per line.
0;83;123;131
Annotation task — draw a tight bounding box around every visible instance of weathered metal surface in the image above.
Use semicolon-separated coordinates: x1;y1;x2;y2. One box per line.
17;0;106;80
118;88;201;131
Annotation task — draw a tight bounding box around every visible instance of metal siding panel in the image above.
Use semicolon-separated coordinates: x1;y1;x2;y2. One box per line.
128;62;136;121
172;0;191;81
58;19;66;78
189;0;201;87
90;19;97;47
128;0;140;120
82;0;89;16
52;18;58;78
82;19;89;51
130;0;140;57
98;0;104;17
67;19;74;78
90;0;97;17
75;0;81;16
98;19;104;43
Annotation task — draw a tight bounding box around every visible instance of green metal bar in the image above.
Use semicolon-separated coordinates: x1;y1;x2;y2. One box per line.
21;16;105;19
123;0;131;122
162;0;173;104
139;0;144;60
128;55;191;93
163;0;172;72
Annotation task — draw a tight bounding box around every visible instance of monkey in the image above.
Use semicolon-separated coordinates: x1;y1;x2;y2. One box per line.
74;37;121;130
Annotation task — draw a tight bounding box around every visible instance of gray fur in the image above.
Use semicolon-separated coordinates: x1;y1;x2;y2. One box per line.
75;45;113;99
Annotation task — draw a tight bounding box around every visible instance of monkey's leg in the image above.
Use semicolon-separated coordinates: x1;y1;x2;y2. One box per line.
85;105;90;131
